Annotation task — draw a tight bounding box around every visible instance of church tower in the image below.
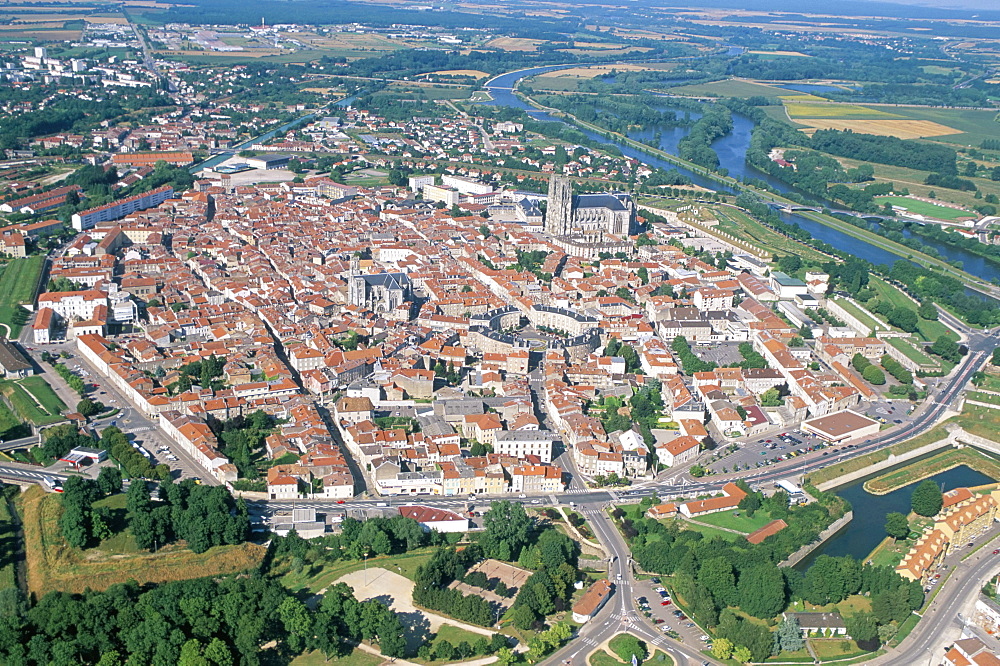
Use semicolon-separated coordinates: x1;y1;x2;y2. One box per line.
348;255;363;307
545;174;573;236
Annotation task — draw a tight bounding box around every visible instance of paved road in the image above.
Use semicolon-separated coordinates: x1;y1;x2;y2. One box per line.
541;507;716;666
876;529;1000;666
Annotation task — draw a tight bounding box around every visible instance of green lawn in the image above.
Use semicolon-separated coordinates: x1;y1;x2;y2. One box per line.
968;391;1000;406
873;196;974;221
831;298;882;335
887;337;939;368
810;639;868;660
280;549;436;596
0;381;64;426
17;377;66;416
0;401;24;439
692;509;775;535
867;277;956;342
0;256;45;337
433;624;485;648
291;649;382;666
674;518;744;542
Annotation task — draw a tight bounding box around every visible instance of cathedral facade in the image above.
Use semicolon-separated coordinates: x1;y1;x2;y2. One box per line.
544;174;636;252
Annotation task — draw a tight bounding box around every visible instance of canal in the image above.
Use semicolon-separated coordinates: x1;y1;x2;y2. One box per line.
795;464;995;569
482;67;1000;284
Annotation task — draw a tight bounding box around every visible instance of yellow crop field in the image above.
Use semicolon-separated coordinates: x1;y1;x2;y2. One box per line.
571;41;629;49
796;119;961;139
748;50;812;57
785;101;899;118
487;37;543;51
430;69;489;78
539;63;676;78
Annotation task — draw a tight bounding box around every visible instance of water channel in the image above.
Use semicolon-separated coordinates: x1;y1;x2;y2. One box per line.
482;67;1000;283
795;465;995;569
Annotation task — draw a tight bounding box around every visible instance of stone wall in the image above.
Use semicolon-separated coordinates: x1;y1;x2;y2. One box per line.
780;511;853;568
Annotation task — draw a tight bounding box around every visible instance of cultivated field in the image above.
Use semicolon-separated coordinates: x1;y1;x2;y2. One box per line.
797;118;961;139
784;101;899;119
669;78;794;98
747;50;812;57
430;69;489;78
486;37;544;51
22;488;266;597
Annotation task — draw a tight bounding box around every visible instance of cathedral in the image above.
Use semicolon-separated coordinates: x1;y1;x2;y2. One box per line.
347;258;412;313
544;174;636;240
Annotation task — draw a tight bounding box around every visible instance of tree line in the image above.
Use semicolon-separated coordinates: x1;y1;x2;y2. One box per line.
0;571;406;665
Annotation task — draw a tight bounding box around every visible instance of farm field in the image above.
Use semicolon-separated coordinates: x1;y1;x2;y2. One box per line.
0;255;45;338
17;376;67;416
784;101;899;119
486;36;544;51
21;487;265;597
872;196;974;221
668;78;794;98
882;106;1000;144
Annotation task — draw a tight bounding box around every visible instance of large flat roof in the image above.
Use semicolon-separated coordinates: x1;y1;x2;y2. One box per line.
804;410;878;437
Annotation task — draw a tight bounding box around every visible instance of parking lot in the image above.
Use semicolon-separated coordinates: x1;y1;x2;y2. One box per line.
631;577;710;650
707;429;842;474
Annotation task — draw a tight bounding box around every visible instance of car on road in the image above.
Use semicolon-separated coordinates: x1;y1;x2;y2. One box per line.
530;499;540;504
518;494;526;498
337;500;345;504
993;549;999;555
660;600;671;606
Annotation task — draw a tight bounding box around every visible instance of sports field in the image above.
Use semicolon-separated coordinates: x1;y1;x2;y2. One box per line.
873;196;974;221
0;255;45;338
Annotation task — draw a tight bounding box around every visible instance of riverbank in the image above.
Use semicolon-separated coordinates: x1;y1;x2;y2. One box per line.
516;85;998;298
862;447;1000;495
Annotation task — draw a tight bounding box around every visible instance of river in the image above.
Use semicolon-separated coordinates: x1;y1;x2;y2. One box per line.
482;67;1000;284
795;465;995;569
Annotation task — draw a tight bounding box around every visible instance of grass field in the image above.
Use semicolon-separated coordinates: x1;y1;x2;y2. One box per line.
21;487;265;597
0;256;44;338
486;37;544;51
831;298;883;335
887;337;938;368
17;376;66;415
0;400;23;438
867;276;956;342
692;508;775;534
883;107;1000;145
280;548;436;596
673;518;744;542
955;404;1000;441
785;102;898;119
831;158;1000;211
669;78;792;98
865;451;1000;494
291;649;382;666
711;207;828;261
0;381;64;426
873;196;974;221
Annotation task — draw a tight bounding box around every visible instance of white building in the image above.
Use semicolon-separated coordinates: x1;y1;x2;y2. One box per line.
37;290;107;321
493;431;555;463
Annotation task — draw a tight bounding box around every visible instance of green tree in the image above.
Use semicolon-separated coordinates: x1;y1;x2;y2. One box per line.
611;634;647;663
737;563;786;619
862;365;886;385
760;387;783;406
776;616;804;652
884;512;910;541
918;301;938;320
930;335;961;363
733;646;752;663
712;638;734;660
911;479;943;517
481;501;531;561
844;611;878;643
96;467;122;496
